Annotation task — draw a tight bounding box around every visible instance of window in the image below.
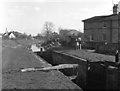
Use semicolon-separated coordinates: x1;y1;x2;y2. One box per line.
103;34;106;41
90;34;94;41
103;22;107;28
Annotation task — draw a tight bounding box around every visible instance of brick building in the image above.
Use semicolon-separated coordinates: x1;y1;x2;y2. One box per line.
82;4;120;53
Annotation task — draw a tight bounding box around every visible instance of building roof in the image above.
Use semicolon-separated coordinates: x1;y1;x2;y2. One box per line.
60;29;82;37
3;31;23;37
82;14;119;22
67;29;81;36
9;32;16;38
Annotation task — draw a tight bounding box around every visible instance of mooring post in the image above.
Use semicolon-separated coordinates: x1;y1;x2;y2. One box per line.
40;47;43;53
115;50;119;63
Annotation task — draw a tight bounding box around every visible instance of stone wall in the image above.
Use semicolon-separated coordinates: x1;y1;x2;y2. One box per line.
52;51;87;89
96;43;120;54
83;42;120;54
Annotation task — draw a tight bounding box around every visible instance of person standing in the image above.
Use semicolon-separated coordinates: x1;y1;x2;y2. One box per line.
76;37;82;50
115;50;119;63
78;37;82;50
76;39;79;50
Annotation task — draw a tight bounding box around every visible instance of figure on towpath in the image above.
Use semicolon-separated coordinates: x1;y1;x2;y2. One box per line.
76;37;82;50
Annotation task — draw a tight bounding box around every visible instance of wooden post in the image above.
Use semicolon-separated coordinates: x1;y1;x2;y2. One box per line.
106;66;119;90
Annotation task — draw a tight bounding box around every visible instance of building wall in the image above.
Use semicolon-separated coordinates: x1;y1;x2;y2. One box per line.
84;16;119;43
112;28;119;43
119;13;120;43
84;21;111;43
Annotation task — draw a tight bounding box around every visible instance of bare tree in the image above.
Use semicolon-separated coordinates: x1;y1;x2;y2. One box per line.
44;21;54;32
42;21;55;41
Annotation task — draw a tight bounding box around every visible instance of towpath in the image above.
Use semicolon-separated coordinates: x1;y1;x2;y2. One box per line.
2;39;81;90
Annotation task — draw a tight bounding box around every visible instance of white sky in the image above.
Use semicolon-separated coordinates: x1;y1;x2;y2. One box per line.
0;0;120;35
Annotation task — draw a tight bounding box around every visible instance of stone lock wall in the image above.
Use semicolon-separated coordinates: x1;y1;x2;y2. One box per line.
52;51;120;90
52;51;87;89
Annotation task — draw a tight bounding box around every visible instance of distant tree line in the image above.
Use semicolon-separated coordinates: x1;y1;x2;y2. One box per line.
33;21;83;48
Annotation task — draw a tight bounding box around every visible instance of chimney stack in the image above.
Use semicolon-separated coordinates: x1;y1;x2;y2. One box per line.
113;4;118;14
118;1;120;13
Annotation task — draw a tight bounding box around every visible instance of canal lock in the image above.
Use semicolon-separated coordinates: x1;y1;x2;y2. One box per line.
35;50;120;90
35;50;80;85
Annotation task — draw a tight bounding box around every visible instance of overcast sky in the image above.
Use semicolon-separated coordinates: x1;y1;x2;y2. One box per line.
0;0;120;35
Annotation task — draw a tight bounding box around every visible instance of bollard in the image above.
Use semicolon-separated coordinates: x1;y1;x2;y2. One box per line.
115;50;119;63
40;47;43;52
